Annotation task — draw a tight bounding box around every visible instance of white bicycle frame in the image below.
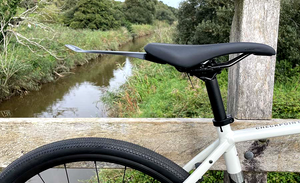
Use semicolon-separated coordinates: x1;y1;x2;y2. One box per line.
182;121;300;183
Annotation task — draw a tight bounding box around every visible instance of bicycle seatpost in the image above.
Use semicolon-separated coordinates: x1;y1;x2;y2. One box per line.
205;78;234;127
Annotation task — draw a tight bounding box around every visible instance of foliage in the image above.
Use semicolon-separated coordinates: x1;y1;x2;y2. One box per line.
202;171;224;182
167;5;178;18
277;0;300;67
155;1;176;25
268;172;300;183
273;60;300;119
273;66;300;118
35;3;63;23
111;1;126;25
57;0;176;29
110;1;135;33
82;169;160;183
0;0;21;22
19;0;37;9
0;37;28;97
54;0;80;11
275;60;300;82
0;0;22;40
175;0;234;44
63;0;120;30
124;0;158;25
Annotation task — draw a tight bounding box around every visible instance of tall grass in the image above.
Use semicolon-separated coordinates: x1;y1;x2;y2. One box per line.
103;25;228;118
105;59;229;118
0;23;155;101
273;60;300;119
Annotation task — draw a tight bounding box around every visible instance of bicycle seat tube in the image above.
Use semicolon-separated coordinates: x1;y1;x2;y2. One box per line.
205;77;244;183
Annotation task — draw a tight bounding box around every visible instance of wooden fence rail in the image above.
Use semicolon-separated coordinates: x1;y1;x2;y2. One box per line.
0;118;299;176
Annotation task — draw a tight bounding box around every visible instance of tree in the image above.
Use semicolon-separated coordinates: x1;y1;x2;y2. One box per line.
124;0;157;25
277;0;300;67
63;0;120;30
111;1;127;26
54;0;80;11
19;0;38;9
155;1;176;25
0;0;22;41
175;0;234;44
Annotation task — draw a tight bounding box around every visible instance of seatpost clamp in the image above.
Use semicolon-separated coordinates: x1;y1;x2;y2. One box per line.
213;115;234;127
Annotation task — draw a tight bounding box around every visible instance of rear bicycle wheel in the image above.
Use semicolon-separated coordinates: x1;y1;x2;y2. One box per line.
0;138;189;183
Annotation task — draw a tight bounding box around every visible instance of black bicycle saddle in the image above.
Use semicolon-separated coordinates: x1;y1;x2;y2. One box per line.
144;42;275;69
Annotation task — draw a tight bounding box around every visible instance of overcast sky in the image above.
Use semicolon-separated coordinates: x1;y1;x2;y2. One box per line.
160;0;182;8
116;0;182;8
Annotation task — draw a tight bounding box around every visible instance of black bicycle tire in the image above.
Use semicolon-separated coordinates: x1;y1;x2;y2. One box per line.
0;137;189;183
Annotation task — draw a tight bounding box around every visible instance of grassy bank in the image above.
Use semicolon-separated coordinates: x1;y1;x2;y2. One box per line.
105;58;300;119
0;23;155;101
104;24;300;119
105;31;300;119
103;26;300;182
105;61;226;118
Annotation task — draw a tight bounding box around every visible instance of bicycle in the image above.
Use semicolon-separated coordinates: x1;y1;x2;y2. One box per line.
0;42;299;183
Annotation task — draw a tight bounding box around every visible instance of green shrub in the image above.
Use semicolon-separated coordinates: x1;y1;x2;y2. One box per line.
268;172;300;183
277;0;300;67
273;60;300;119
155;1;176;25
175;0;234;44
275;60;300;83
124;0;157;25
202;171;224;183
0;0;21;40
82;169;160;183
63;0;120;30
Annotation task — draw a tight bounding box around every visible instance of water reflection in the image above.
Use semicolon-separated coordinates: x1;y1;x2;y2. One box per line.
108;59;132;92
0;36;150;117
36;82;105;118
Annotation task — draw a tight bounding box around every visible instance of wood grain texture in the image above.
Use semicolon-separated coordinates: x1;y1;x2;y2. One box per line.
0;118;299;173
228;0;280;119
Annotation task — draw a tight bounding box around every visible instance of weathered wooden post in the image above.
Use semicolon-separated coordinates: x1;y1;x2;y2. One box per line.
228;0;280;120
227;0;281;182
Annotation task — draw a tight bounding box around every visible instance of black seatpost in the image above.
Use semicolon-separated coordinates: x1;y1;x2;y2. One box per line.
205;78;227;122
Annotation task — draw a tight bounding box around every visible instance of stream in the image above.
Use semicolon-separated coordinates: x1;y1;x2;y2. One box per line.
0;36;151;118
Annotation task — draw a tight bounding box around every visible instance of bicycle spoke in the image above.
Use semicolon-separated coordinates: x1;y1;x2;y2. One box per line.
64;163;70;183
122;166;127;183
37;173;45;183
94;161;100;183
